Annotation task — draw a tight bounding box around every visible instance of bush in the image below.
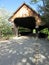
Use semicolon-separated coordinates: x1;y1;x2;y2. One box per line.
39;28;49;39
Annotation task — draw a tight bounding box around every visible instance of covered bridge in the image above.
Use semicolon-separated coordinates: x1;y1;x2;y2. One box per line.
9;3;42;36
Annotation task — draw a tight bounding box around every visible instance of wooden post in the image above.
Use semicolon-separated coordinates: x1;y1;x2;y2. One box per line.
14;23;18;36
35;25;39;37
0;31;2;39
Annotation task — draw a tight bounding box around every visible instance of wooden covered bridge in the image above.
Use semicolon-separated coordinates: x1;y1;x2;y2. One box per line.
9;3;46;36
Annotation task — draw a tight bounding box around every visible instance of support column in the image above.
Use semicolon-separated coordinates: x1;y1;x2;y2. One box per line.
13;23;18;36
0;31;2;39
35;25;39;37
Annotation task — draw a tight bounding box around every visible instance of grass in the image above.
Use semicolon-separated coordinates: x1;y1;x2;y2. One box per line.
0;34;15;40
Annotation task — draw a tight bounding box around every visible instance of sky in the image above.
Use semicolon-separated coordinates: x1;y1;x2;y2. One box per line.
0;0;43;13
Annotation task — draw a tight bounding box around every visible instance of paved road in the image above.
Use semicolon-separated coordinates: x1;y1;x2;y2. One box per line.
0;37;49;65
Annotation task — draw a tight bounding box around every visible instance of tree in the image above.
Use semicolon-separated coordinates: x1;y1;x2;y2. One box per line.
38;0;49;24
30;0;39;3
30;0;49;22
30;0;49;38
0;8;13;38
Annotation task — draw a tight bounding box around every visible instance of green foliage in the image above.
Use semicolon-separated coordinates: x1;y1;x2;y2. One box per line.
38;0;49;23
40;28;48;34
33;29;36;33
40;28;49;39
31;0;39;3
19;27;30;33
0;18;13;37
30;0;49;23
0;8;14;39
30;0;49;39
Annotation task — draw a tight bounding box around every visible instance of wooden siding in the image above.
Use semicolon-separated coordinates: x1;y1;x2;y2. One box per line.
9;3;42;26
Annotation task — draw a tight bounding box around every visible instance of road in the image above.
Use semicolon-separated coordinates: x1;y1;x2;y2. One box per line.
0;36;49;65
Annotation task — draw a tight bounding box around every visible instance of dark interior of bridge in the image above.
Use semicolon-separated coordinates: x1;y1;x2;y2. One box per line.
14;16;48;38
14;17;36;30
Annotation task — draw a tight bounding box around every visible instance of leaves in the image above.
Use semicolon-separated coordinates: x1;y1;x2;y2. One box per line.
0;8;13;37
30;0;39;4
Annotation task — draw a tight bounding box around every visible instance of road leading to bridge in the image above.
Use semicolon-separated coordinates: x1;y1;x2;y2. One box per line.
0;36;49;65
